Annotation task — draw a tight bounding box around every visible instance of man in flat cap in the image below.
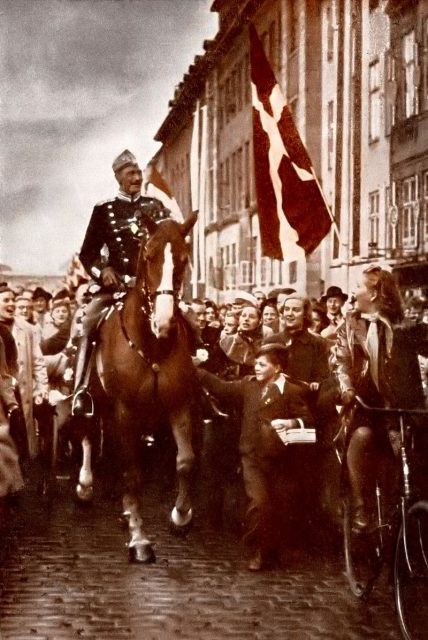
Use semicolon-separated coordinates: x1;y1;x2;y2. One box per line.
72;150;170;417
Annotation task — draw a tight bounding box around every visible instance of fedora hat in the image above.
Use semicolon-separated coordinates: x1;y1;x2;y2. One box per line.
321;286;348;303
33;286;52;302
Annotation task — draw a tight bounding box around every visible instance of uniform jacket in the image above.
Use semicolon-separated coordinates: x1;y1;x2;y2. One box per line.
263;328;330;385
331;311;428;409
79;194;169;281
12;317;49;458
197;369;313;456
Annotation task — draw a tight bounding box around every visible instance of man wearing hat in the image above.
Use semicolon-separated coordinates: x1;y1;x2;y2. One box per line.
320;285;348;342
72;150;171;417
32;287;52;328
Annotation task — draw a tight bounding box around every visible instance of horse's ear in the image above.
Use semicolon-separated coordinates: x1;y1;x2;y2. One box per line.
139;212;158;235
179;213;198;238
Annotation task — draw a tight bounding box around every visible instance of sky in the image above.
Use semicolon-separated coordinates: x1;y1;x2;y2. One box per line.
0;0;217;274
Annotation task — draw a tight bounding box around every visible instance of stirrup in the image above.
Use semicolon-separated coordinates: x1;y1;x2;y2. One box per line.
72;388;94;418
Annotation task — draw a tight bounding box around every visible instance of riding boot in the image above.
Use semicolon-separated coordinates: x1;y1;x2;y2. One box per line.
71;336;94;418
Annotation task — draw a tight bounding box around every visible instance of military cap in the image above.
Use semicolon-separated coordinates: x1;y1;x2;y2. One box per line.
112;149;138;174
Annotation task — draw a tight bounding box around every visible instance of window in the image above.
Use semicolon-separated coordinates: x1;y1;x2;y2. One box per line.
236;147;243;211
236;62;243;112
218;84;225;130
244;141;251;207
384;50;397;135
289;261;297;284
368;191;380;247
268;20;278;71
423;18;428;111
402;31;418;119
401;176;418;249
326;1;334;62
288;0;297;53
244;53;251;104
423;172;428;246
327;101;334;170
260;257;272;286
369;60;381;142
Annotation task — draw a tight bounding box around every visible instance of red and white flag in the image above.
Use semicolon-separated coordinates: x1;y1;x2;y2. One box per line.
143;164;184;222
64;253;90;290
250;24;332;260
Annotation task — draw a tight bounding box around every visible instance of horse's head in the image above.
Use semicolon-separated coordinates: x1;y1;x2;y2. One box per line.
139;214;197;339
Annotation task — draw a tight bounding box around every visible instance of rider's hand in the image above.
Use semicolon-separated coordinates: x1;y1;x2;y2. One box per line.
34;394;44;406
341;389;356;406
309;382;319;392
101;266;120;288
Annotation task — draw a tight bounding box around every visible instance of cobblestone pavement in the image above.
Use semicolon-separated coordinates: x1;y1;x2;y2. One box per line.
0;467;401;640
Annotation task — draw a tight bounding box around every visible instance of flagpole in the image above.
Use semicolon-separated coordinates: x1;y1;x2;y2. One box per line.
310;166;342;245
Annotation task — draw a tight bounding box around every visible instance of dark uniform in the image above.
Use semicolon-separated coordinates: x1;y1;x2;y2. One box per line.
72;192;170;416
79;194;169;283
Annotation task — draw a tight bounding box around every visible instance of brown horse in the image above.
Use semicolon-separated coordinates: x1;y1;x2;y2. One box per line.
91;212;197;562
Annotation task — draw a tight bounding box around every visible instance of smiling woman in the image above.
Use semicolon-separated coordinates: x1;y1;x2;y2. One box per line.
1;0;216;274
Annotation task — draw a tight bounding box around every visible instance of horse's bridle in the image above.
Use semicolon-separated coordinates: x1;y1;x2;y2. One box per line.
117;256;181;370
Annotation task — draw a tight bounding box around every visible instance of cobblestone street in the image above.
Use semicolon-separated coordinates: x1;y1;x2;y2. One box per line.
0;465;401;640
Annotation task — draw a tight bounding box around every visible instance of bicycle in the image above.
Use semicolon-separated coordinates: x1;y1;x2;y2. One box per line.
339;396;428;640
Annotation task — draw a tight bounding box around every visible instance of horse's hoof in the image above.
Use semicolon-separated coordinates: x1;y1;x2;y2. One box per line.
128;543;156;564
170;507;193;536
76;483;94;502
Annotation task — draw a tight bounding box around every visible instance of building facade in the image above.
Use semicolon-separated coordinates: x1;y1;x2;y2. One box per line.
150;0;428;301
153;0;325;302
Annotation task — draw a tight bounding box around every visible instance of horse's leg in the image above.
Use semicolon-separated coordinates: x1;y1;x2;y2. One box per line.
76;435;94;502
112;407;155;564
169;405;195;530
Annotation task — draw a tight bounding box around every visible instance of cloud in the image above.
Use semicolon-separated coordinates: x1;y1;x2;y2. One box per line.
0;0;217;273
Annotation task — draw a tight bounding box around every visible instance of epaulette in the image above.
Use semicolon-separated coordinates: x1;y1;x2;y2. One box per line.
94;197;115;207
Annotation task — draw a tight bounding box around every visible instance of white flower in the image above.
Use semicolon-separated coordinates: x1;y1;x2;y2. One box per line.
195;348;209;362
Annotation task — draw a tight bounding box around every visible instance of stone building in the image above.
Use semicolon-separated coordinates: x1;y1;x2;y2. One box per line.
153;0;325;301
151;0;428;300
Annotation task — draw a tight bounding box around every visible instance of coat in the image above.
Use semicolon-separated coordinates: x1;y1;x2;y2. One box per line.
263;328;330;385
12;317;49;458
197;369;313;456
331;311;428;410
0;338;24;496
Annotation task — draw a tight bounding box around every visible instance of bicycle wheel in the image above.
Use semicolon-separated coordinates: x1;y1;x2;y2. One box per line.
394;500;428;640
343;496;384;598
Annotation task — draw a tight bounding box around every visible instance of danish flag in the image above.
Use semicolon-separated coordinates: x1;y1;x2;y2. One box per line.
250;24;332;260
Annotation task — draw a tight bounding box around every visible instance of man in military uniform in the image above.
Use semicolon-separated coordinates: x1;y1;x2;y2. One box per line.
72;149;170;417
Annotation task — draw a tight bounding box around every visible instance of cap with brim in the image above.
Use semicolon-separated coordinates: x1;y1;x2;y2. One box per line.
233;291;258;307
255;342;289;358
321;286;348;303
33;287;52;301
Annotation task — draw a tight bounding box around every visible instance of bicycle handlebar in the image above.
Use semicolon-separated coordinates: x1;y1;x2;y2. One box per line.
354;395;428;416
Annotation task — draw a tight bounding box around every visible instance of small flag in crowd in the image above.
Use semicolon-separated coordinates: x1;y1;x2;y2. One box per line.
249;24;332;260
64;253;90;290
143;164;183;222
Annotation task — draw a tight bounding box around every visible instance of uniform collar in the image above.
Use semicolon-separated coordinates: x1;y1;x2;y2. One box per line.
117;190;141;203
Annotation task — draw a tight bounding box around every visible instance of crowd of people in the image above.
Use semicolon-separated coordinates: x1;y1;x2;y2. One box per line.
1;266;427;571
1;147;427;572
